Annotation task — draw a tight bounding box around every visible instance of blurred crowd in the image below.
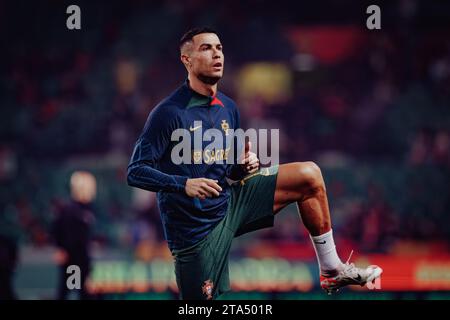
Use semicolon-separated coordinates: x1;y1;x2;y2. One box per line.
0;0;449;270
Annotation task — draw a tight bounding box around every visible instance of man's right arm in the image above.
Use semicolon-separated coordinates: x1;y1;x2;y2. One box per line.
127;102;223;198
127;104;188;193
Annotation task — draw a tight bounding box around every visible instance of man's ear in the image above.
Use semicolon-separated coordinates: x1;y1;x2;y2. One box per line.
181;54;190;69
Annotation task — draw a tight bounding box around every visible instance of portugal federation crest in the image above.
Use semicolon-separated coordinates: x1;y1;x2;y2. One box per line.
201;279;214;300
221;120;230;136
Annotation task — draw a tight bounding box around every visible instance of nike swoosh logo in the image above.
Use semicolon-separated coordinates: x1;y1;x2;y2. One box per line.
189;125;202;132
355;274;362;282
314;240;326;244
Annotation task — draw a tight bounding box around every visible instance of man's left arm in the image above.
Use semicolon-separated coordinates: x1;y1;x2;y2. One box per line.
225;106;260;182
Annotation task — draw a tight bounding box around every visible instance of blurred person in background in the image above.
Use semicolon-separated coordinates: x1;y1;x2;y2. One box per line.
52;171;96;300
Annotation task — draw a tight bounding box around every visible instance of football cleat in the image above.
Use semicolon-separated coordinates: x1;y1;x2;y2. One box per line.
320;251;383;295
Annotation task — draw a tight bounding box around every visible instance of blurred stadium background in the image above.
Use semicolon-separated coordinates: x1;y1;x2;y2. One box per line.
0;0;449;300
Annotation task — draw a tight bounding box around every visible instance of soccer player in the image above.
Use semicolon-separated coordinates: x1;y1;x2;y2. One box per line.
127;27;382;300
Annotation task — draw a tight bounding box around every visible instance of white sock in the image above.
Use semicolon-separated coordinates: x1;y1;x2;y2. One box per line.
310;229;342;276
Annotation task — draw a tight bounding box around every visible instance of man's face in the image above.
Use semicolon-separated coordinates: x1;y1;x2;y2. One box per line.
183;33;224;83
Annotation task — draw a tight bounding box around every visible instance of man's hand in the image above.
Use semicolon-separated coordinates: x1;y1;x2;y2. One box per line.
185;178;222;200
241;141;260;174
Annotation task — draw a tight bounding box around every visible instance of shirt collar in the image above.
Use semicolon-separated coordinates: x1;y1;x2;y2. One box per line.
184;79;224;108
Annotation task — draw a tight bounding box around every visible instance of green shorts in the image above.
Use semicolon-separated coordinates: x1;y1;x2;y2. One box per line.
172;165;279;300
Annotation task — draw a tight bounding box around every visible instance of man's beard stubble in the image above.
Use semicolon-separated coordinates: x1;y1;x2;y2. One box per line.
198;73;221;85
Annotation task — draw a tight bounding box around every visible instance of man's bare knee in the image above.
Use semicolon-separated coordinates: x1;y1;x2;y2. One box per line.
295;161;326;196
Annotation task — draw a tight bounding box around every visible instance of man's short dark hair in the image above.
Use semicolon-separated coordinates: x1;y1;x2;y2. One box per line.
179;27;218;49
